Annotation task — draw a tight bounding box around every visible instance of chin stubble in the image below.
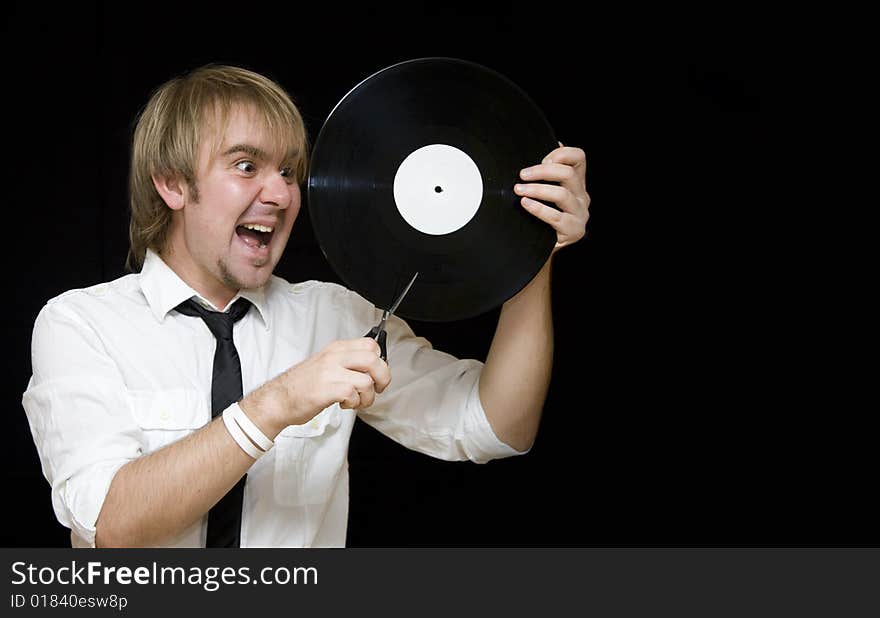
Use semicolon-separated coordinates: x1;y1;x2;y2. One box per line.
218;259;244;290
217;256;271;291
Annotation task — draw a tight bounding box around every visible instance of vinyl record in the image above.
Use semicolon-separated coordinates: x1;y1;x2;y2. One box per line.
307;57;557;322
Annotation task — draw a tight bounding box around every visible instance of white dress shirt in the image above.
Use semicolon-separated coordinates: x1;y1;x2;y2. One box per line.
22;250;522;548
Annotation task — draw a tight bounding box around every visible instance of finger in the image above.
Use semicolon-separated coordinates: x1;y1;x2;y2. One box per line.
514;183;574;210
357;385;376;409
334;363;371;386
334;349;391;394
342;349;387;371
328;337;382;357
374;370;391;394
520;162;584;190
342;370;378;408
520;197;563;227
364;357;391;393
338;385;361;410
355;337;383;355
542;146;586;168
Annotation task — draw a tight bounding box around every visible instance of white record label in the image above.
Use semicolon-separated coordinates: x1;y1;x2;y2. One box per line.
392;144;483;235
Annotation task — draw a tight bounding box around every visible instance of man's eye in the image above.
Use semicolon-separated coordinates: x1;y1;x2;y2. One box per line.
236;161;256;173
280;167;296;183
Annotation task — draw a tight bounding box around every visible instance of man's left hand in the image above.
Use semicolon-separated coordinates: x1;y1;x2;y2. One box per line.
515;145;590;253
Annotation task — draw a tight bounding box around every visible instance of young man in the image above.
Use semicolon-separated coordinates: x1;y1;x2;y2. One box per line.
22;65;590;548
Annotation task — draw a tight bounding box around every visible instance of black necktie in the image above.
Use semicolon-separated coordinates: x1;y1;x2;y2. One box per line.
175;297;252;547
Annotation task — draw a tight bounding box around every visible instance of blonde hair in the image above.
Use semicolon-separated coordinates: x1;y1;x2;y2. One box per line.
127;64;309;270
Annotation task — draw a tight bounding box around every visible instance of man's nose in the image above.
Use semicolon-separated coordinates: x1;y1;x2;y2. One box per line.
260;172;293;208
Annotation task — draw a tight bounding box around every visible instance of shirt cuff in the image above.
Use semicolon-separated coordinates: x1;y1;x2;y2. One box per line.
461;378;531;463
57;459;130;548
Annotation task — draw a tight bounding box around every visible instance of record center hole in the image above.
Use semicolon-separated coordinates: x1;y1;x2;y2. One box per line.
434;186;443;193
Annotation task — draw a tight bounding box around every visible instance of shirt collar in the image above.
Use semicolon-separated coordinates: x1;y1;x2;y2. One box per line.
139;249;271;330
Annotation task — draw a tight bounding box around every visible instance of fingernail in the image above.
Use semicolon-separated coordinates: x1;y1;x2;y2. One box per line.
514;184;524;193
520;168;534;179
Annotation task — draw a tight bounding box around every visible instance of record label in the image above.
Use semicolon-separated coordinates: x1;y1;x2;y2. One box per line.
393;144;483;236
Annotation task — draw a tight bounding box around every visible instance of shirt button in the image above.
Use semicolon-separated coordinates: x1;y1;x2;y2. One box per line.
289;284;302;294
159;410;170;421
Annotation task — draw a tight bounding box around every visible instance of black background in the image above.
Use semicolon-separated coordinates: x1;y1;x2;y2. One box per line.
2;3;864;548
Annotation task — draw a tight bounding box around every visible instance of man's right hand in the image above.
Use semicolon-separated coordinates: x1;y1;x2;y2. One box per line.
239;337;391;439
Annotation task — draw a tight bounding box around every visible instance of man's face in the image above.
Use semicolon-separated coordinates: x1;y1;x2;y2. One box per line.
164;105;301;304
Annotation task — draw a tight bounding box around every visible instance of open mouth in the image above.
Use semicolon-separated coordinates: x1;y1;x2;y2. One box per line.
235;223;275;249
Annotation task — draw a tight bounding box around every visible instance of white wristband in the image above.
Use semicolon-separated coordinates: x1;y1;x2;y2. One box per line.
222;405;263;460
230;402;274;451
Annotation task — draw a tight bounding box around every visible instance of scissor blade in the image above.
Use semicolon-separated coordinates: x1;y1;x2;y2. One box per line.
388;271;419;316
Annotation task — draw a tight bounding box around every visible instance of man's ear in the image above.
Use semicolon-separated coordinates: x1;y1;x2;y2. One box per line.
152;174;187;211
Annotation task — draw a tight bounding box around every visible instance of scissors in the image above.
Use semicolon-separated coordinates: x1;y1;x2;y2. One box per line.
365;271;418;362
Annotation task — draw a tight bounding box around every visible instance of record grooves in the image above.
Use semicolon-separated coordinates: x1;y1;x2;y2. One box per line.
308;57;557;322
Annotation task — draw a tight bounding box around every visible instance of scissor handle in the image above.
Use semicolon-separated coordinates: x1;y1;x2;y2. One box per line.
364;326;388;362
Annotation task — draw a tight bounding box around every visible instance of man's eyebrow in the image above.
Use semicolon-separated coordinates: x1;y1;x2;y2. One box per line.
221;144;268;159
